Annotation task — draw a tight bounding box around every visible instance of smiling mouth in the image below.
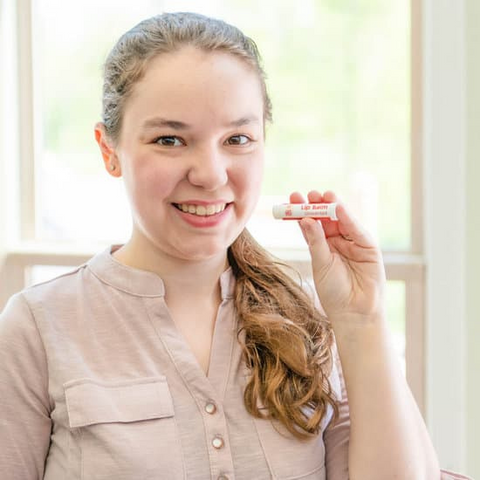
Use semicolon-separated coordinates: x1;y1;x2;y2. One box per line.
172;203;229;217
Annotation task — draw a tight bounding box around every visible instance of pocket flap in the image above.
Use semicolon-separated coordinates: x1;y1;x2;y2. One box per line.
64;377;174;428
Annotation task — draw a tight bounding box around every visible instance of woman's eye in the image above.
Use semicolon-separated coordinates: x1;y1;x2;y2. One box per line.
226;135;250;146
155;136;184;147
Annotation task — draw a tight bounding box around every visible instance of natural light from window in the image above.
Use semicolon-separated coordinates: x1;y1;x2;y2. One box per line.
32;0;410;251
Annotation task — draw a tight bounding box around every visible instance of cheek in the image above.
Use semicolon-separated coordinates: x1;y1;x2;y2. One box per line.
130;159;177;199
244;158;264;192
233;159;264;205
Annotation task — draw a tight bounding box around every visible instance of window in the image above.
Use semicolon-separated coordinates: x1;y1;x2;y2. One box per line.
0;0;423;410
32;0;410;250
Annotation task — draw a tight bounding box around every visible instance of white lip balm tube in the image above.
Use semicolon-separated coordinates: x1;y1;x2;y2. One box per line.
272;203;338;221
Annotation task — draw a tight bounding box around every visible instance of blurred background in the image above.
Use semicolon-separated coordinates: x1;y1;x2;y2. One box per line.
0;0;478;477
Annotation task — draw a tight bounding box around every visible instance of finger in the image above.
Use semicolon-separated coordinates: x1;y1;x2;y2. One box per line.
299;217;332;272
322;190;338;203
289;191;306;204
335;203;375;248
306;189;339;204
306;190;340;236
306;190;323;203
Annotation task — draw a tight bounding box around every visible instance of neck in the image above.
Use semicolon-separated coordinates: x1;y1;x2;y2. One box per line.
112;236;229;301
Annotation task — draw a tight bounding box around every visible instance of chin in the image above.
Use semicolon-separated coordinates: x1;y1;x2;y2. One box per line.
171;240;231;263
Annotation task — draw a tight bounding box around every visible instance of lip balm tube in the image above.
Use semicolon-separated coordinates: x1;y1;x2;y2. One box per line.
272;203;338;221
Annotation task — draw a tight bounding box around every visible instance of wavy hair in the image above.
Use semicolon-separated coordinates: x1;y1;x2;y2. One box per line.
100;11;338;439
229;230;337;438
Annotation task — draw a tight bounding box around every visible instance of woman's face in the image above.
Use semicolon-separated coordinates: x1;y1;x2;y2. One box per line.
112;46;265;262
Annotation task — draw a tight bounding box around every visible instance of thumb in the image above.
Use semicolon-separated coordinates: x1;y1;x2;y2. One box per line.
299;218;332;273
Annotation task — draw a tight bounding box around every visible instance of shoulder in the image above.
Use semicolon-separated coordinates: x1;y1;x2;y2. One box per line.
0;261;93;333
0;291;34;335
22;263;88;303
0;291;46;366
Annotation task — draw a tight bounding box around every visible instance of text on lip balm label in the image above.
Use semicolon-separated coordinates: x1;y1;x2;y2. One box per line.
300;204;328;211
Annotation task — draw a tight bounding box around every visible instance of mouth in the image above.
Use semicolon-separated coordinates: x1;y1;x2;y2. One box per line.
172;202;230;217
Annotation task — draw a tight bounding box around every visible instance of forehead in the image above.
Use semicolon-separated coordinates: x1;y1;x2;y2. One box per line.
122;47;264;129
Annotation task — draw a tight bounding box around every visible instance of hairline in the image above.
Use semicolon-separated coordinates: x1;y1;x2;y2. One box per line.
109;45;269;145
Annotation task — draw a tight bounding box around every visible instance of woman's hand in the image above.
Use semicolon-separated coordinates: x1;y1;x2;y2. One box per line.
291;190;386;322
292;191;443;480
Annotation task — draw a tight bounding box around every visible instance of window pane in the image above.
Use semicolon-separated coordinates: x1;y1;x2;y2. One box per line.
33;0;410;249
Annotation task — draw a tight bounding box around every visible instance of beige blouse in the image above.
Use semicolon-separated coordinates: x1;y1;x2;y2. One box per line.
0;247;472;480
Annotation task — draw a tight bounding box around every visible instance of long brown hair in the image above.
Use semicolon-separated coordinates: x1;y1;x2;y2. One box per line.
101;11;338;439
229;230;337;438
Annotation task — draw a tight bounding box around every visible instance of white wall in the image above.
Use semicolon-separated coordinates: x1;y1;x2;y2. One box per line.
466;0;480;477
424;0;479;477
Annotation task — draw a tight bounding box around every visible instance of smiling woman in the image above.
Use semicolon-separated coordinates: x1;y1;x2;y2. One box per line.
95;45;265;262
0;9;472;480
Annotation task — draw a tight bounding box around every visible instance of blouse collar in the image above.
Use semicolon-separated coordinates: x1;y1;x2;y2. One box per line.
87;245;235;300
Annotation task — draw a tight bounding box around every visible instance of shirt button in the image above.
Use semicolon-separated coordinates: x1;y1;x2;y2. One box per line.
205;402;217;414
212;436;224;449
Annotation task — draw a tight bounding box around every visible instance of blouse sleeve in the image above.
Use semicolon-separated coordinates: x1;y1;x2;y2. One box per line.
0;293;52;479
322;341;473;480
440;470;474;479
322;342;350;480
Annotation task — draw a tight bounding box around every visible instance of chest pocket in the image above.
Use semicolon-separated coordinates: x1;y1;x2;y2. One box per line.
64;376;184;480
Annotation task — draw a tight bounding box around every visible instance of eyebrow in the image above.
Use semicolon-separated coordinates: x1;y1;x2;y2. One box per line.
142;118;189;130
228;115;261;127
141;115;261;131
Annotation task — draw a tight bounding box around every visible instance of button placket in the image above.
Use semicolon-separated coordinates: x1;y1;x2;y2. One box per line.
202;400;235;479
142;289;238;479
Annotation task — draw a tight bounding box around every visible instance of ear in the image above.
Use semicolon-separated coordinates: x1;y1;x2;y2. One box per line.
94;122;122;177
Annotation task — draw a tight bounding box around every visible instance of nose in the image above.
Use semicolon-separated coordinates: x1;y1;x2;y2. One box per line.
187;145;228;191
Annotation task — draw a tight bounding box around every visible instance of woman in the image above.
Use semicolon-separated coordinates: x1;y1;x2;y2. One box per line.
0;12;471;480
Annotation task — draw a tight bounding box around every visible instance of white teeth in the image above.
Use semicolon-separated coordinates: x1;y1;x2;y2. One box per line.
176;203;227;216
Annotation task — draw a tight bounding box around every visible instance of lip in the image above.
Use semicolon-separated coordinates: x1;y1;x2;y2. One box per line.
174;199;231;206
171;201;232;228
